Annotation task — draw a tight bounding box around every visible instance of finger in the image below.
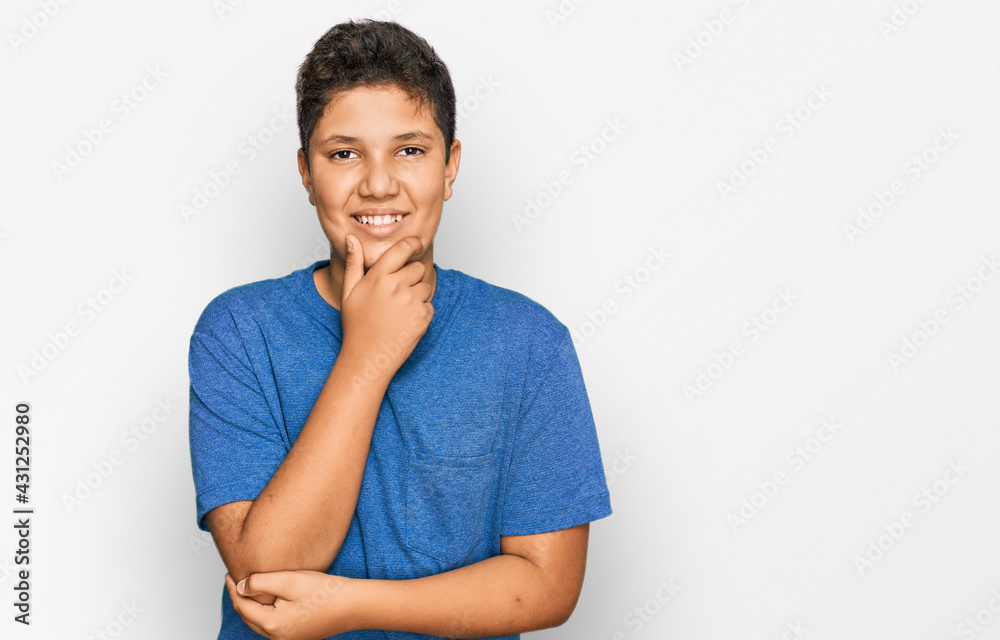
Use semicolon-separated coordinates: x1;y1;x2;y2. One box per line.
341;234;365;304
225;574;249;612
227;574;272;611
226;574;274;634
368;236;425;277
417;281;433;303
396;259;427;286
225;577;277;639
237;571;296;598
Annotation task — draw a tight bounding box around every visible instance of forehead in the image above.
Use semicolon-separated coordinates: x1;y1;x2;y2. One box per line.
314;84;441;141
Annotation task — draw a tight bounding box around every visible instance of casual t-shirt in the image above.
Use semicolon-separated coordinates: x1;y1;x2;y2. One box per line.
188;259;612;640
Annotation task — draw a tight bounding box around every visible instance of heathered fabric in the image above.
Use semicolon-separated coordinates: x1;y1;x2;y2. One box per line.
188;260;612;640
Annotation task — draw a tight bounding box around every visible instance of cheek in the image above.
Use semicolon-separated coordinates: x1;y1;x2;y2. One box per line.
312;169;354;206
403;170;446;205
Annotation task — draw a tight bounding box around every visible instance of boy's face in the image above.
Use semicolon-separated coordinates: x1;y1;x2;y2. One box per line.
298;84;460;274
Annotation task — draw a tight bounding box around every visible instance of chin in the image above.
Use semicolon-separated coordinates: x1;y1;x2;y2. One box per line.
362;248;387;270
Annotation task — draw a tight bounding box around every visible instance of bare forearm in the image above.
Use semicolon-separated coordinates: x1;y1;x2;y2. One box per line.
232;348;391;578
346;554;575;637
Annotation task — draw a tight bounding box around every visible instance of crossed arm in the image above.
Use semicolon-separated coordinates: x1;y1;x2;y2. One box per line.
205;347;589;638
205;349;590;637
221;524;589;639
202;238;590;638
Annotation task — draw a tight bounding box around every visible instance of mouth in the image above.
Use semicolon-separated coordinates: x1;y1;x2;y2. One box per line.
351;211;408;237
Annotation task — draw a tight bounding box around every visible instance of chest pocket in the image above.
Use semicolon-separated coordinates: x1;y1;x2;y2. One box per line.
405;449;498;565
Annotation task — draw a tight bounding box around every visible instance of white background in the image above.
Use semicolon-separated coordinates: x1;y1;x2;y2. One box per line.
2;0;1000;638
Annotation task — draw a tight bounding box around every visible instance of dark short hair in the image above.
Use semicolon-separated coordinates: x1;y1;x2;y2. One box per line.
295;19;457;166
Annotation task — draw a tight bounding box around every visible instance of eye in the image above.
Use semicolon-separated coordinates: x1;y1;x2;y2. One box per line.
398;146;424;156
329;149;358;160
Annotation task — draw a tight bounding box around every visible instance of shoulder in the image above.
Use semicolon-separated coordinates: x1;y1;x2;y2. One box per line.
190;266;308;342
442;267;571;352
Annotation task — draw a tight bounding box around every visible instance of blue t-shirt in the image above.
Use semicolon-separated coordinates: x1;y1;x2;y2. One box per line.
188;260;612;639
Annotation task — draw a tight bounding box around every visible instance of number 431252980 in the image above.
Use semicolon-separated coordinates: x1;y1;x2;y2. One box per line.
15;403;30;500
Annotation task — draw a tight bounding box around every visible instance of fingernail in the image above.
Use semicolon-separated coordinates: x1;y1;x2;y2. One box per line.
346;238;353;252
237;578;248;595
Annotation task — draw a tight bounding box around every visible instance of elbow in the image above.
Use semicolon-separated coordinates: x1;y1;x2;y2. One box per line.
523;604;575;634
224;552;265;584
555;597;579;627
545;594;580;629
230;548;333;581
224;540;270;582
224;534;335;581
524;582;582;632
205;502;336;582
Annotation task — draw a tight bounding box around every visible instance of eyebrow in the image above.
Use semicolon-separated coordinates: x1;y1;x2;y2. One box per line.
317;131;435;146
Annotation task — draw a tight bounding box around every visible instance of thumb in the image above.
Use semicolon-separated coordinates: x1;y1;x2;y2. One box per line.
342;234;364;305
236;571;294;598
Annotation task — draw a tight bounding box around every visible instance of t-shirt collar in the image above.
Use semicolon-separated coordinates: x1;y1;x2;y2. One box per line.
295;259;454;360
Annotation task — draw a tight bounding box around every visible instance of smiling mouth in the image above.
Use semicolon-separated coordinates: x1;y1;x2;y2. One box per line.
350;212;408;237
353;213;405;225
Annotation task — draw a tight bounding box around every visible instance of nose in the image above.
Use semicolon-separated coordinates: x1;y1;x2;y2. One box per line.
358;155;398;199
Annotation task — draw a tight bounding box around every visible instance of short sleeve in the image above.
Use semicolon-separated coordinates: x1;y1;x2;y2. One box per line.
500;328;612;536
188;306;288;532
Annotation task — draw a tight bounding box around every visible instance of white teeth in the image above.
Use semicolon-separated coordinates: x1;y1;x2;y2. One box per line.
356;214;403;225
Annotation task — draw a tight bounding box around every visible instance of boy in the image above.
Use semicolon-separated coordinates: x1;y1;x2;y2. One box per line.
188;19;611;639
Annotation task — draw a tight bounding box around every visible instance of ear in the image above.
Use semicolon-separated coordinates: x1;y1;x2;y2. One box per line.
297;148;316;206
443;139;461;201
